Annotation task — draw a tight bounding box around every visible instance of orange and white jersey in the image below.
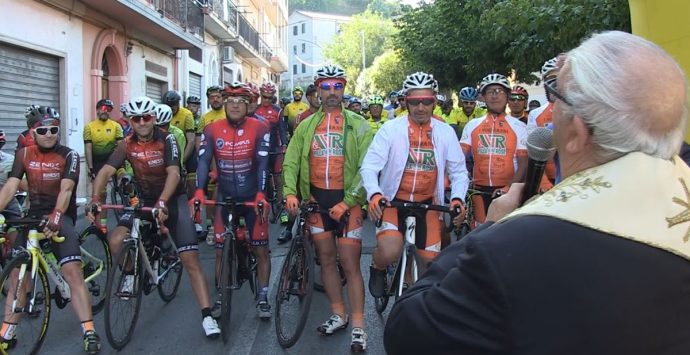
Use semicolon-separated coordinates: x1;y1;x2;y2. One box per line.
527;102;557;180
460;112;527;187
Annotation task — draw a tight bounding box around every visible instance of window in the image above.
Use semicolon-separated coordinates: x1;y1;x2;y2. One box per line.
301;23;305;33
301;43;306;53
293;45;297;54
293;65;297;75
293;26;297;36
301;64;306;73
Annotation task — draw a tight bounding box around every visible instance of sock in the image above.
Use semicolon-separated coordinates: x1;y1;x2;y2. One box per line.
0;322;16;340
258;286;269;302
81;320;95;334
202;307;212;318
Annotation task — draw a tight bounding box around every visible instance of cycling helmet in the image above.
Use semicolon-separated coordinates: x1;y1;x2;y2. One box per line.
293;86;304;94
388;91;398;99
511;85;529;99
223;81;252;98
478;73;511;94
402;72;438;94
260;82;277;95
436;94;447;102
280;97;291;105
314;64;347;83
96;99;114;110
397;90;406;98
126;96;157;116
247;82;260;100
206;85;223;97
368;95;385;106
24;104;41;128
459;87;479;101
120;103;128;113
27;106;60;128
348;97;362;105
541;56;559;80
343;94;352;102
186;95;201;105
154;104;173;126
161;90;181;105
0;129;5;149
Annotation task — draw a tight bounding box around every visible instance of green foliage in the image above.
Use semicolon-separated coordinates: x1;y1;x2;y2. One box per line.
289;0;370;16
394;0;631;88
354;50;410;97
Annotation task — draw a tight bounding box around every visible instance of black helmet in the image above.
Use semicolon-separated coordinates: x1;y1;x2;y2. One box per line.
96;99;114;110
161;90;181;105
186;95;201;105
206;85;223;97
27;106;60;128
280;97;291;105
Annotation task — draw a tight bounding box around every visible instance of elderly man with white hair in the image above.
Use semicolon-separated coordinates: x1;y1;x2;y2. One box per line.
384;30;690;355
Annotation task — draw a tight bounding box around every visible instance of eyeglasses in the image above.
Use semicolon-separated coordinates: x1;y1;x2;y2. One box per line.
319;82;344;91
509;96;526;102
544;79;572;106
225;97;249;105
130;115;155;124
484;88;507;97
35;126;60;135
406;96;436;106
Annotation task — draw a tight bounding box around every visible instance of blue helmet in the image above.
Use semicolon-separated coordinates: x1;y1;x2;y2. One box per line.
459;87;478;101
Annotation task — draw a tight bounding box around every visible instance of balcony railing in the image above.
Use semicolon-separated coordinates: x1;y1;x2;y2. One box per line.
237;13;272;62
259;38;273;63
208;0;238;32
152;0;204;37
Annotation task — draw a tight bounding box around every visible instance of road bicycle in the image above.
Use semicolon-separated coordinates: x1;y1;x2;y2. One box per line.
266;152;286;224
374;200;461;314
100;204;183;350
0;214;110;354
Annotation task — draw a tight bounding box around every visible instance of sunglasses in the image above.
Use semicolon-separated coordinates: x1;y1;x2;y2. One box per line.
484;88;507;97
319;82;344;91
544;79;572;106
225;97;249;105
509;96;526;102
35;126;60;135
98;105;112;113
406;96;436;106
130;115;155;124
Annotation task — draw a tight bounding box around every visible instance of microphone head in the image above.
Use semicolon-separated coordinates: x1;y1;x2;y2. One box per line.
526;127;556;162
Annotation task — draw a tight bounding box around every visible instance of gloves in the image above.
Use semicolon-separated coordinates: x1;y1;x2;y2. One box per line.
155;199;169;223
46;208;63;233
85;195;102;223
254;192;270;221
285;195;299;216
189;189;206;207
329;201;349;223
368;193;387;222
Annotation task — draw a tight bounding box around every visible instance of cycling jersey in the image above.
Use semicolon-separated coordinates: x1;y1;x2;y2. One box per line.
164;124;186;166
446;107;487;133
197;116;270;202
295;107;316;127
460;113;528;187
310;110;346;191
105;127;184;201
366;116;388;134
394;107;408;118
511;112;528;125
527;102;557;180
395;119;437;202
283;101;309;131
197;108;226;134
83;118;124;164
16;129;35;151
11;144;79;219
171;106;195;134
255;103;287;149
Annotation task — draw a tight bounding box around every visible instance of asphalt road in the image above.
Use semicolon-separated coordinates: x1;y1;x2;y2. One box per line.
37;214;389;355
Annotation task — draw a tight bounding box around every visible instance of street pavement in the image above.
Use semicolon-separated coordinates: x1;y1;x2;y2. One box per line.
40;214;390;354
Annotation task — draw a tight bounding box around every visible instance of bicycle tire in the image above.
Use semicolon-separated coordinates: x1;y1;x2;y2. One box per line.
218;232;235;343
79;225;111;315
274;236;315;348
157;247;183;302
313;258;347;292
109;178;127;220
374;263;396;314
105;242;144;350
0;252;51;355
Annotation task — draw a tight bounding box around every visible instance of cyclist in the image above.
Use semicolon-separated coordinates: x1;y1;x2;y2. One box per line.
192;82;272;319
283;64;372;351
162;90;195;165
459;73;528;224
87;96;221;338
84;99;124;232
366;95;388;134
445;86;487;138
0;130;23;241
433;94;445;117
361;71;469;297
508;85;529;124
154;104;186;165
117;103;133;137
283;86;310;136
528;99;541;112
185;95;202;204
294;84;319;128
186;95;202;122
0;107;101;353
16;104;41;151
384;91;398;119
347;97;362;115
279;97;291;111
394;91;407;118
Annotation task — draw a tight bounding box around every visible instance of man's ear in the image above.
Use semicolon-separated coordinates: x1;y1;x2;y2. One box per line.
564;115;592;154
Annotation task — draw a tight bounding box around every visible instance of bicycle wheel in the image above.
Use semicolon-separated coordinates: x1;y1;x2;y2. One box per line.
219;234;234;344
274;237;315;348
105;242;143;350
157;248;183;302
0;252;51;355
109;177;127;219
313;258;347;292
374;263;396;314
79;226;111;315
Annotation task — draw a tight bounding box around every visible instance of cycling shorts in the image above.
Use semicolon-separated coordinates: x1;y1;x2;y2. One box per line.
213;202;269;248
14;215;80;266
306;204;363;243
375;199;442;257
117;194;198;253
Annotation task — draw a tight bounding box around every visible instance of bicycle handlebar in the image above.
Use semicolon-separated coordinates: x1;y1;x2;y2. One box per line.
0;216;65;243
99;204;169;235
376;199;463;228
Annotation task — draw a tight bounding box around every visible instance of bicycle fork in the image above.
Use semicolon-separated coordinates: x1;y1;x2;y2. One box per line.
396;216;419;297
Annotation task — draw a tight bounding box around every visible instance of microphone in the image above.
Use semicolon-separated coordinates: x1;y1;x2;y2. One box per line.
520;127;556;206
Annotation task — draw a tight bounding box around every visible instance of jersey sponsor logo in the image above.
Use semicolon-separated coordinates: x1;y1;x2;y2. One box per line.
405;148;436;172
477;134;507;155
263;133;270;143
216;139;224;150
67;151;78;174
167;135;179;160
148;158;164;167
238;129;244;137
43;172;60;180
311;132;344;157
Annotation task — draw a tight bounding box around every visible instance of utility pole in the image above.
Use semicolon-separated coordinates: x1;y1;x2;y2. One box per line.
360;30;365;71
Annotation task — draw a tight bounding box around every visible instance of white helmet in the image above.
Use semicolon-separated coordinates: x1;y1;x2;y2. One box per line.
314;64;346;82
402;72;438;94
155;104;173;126
478;73;510;94
126;96;156;116
541;56;559;80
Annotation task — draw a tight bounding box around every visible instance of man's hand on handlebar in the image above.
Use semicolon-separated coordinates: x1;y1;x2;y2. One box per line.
368;193;388;222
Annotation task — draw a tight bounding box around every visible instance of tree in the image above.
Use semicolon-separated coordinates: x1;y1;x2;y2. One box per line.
354;50;410;97
322;11;397;89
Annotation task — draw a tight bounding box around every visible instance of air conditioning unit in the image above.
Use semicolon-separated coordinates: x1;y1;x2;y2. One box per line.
222;46;234;63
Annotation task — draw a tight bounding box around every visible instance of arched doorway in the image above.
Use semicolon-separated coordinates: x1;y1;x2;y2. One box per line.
91;29;127;119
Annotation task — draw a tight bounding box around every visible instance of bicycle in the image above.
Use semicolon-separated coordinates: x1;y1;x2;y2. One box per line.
0;214;111;354
197;198;261;344
373;200;461;315
456;187;503;240
99;204;183;350
266;152;286;224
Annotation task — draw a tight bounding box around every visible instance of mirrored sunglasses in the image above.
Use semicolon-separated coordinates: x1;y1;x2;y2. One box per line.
319;82;344;91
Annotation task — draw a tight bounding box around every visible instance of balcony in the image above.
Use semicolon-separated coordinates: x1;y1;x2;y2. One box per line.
79;0;204;59
227;13;272;67
200;0;238;40
270;47;288;73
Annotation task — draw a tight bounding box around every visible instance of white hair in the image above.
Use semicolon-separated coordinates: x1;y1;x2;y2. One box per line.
561;30;688;162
